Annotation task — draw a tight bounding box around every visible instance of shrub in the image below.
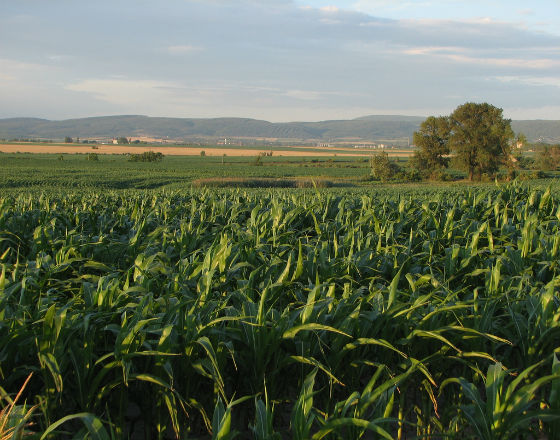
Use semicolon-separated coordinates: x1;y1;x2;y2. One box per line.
534;145;560;171
429;169;453;181
370;151;401;181
128;151;164;162
252;154;264;166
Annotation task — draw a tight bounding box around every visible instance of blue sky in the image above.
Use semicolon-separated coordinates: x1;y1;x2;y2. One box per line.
1;0;559;121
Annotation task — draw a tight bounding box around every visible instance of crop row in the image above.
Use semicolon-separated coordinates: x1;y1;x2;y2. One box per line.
0;184;559;438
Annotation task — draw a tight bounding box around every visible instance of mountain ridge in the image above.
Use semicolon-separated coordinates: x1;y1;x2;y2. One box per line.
1;115;558;144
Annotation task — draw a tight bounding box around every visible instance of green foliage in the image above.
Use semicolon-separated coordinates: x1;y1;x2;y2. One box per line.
116;136;129;144
534;145;560;171
415;103;517;181
252;154;264;166
192;177;335;188
428;169;453;181
1;185;559;437
412;115;450;176
369;151;402;181
449;102;514;180
64;136;73;143
127;151;164;162
250;398;281;440
0;374;36;440
0;154;382;191
442;361;560;439
512;152;533;170
86;153;99;161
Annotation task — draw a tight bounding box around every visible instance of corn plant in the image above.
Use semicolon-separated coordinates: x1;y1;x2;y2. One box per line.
0;183;559;437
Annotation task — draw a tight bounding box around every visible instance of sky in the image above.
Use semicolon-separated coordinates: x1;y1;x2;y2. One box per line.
1;0;559;121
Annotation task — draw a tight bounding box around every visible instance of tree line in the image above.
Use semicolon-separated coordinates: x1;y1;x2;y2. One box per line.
370;102;555;182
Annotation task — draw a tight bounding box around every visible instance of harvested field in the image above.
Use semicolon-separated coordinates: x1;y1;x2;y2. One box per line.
0;143;413;157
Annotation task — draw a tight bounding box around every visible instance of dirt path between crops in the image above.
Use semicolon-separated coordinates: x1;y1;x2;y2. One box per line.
0;143;413;157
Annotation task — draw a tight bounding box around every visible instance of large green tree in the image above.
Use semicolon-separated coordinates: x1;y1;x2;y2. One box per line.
449;102;514;181
411;115;450;176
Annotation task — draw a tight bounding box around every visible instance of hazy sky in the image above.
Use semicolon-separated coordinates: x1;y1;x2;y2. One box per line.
1;0;559;121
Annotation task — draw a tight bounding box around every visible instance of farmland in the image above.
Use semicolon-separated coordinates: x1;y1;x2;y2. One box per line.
0;142;414;158
0;152;387;191
1;171;560;438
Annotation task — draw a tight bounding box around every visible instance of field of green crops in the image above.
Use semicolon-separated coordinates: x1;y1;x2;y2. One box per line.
0;153;373;191
1;183;560;439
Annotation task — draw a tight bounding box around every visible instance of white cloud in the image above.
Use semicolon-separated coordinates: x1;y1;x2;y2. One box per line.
320;17;342;24
2;0;560;120
444;55;560;69
399;46;560;69
400;46;467;55
166;45;202;54
283;89;324;100
351;0;434;14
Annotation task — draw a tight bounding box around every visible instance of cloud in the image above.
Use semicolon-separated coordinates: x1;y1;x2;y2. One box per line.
444;55;560;69
400;46;467;56
505;105;560;120
66;79;176;106
494;76;560;88
400;46;560;69
166;45;202;54
0;58;61;83
2;0;560;120
284;89;333;100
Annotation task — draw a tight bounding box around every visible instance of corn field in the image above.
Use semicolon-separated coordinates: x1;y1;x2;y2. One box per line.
0;184;559;438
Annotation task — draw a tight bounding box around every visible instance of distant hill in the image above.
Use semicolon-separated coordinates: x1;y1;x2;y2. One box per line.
0;115;558;144
510;120;560;144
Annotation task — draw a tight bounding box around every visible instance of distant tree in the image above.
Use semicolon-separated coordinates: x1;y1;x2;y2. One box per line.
535;145;560;171
449;102;514;181
200;150;206;157
128;151;163;162
370;151;401;181
117;137;129;144
514;132;528;149
64;136;73;143
252;154;264;166
411;115;450;177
